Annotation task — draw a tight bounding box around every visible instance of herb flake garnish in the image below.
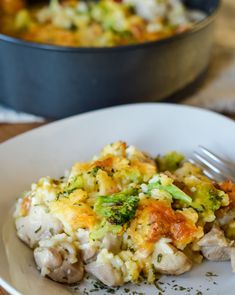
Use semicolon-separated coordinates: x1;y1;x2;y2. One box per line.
157;253;163;263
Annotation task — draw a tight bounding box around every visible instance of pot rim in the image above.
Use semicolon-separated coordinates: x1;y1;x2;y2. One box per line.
0;0;220;53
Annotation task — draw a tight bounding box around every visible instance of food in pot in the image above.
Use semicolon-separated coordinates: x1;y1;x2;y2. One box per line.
0;0;206;47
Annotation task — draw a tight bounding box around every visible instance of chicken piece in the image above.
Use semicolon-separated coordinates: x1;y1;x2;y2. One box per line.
34;247;63;273
101;233;122;255
197;225;234;261
85;249;124;286
15;205;63;248
76;229;122;263
217;207;235;226
0;0;25;14
152;238;192;275
85;260;123;287
34;246;84;284
76;229;97;262
48;260;84;284
123;0;167;21
200;244;231;261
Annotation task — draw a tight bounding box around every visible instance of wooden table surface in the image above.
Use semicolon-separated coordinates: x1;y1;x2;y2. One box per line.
0;123;46;143
0;115;235;295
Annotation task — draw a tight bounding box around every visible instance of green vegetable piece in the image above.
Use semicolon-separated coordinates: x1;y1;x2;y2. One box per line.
94;189;139;225
170;162;229;222
67;175;84;192
50;0;59;7
157;253;163;263
191;184;228;221
160;184;192;204
34;226;41;234
15;10;31;31
57;175;83;199
156;152;184;172
148;176;192;204
90;220;122;240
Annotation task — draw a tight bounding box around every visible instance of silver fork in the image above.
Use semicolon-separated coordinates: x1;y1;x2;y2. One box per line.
189;146;235;182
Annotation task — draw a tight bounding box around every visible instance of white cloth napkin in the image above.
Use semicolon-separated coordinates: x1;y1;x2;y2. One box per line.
0;105;44;123
0;0;234;123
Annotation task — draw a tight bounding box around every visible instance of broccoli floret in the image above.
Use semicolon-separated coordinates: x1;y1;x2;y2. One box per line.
190;183;229;222
156;152;184;172
94;189;139;225
172;162;229;222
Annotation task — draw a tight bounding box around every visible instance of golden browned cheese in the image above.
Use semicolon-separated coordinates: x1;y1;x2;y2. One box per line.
216;180;235;218
219;180;235;206
129;199;203;253
0;0;25;14
19;195;31;216
48;190;98;234
0;1;193;47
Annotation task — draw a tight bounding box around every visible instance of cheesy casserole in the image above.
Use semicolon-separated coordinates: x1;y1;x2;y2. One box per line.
14;141;235;286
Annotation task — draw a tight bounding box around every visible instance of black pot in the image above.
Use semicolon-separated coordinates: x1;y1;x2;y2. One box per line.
0;0;220;119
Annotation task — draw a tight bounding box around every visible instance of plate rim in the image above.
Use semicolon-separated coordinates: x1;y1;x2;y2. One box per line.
0;102;234;148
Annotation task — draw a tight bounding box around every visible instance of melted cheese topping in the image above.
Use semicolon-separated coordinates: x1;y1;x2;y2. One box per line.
48;196;97;234
128;199;203;252
14;141;231;285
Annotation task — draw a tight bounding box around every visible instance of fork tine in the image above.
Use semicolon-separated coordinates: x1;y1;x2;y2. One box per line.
194;152;221;174
193;151;235;182
198;146;235;171
189;158;226;182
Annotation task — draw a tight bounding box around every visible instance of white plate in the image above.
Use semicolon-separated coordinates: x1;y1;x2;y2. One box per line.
0;103;235;295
